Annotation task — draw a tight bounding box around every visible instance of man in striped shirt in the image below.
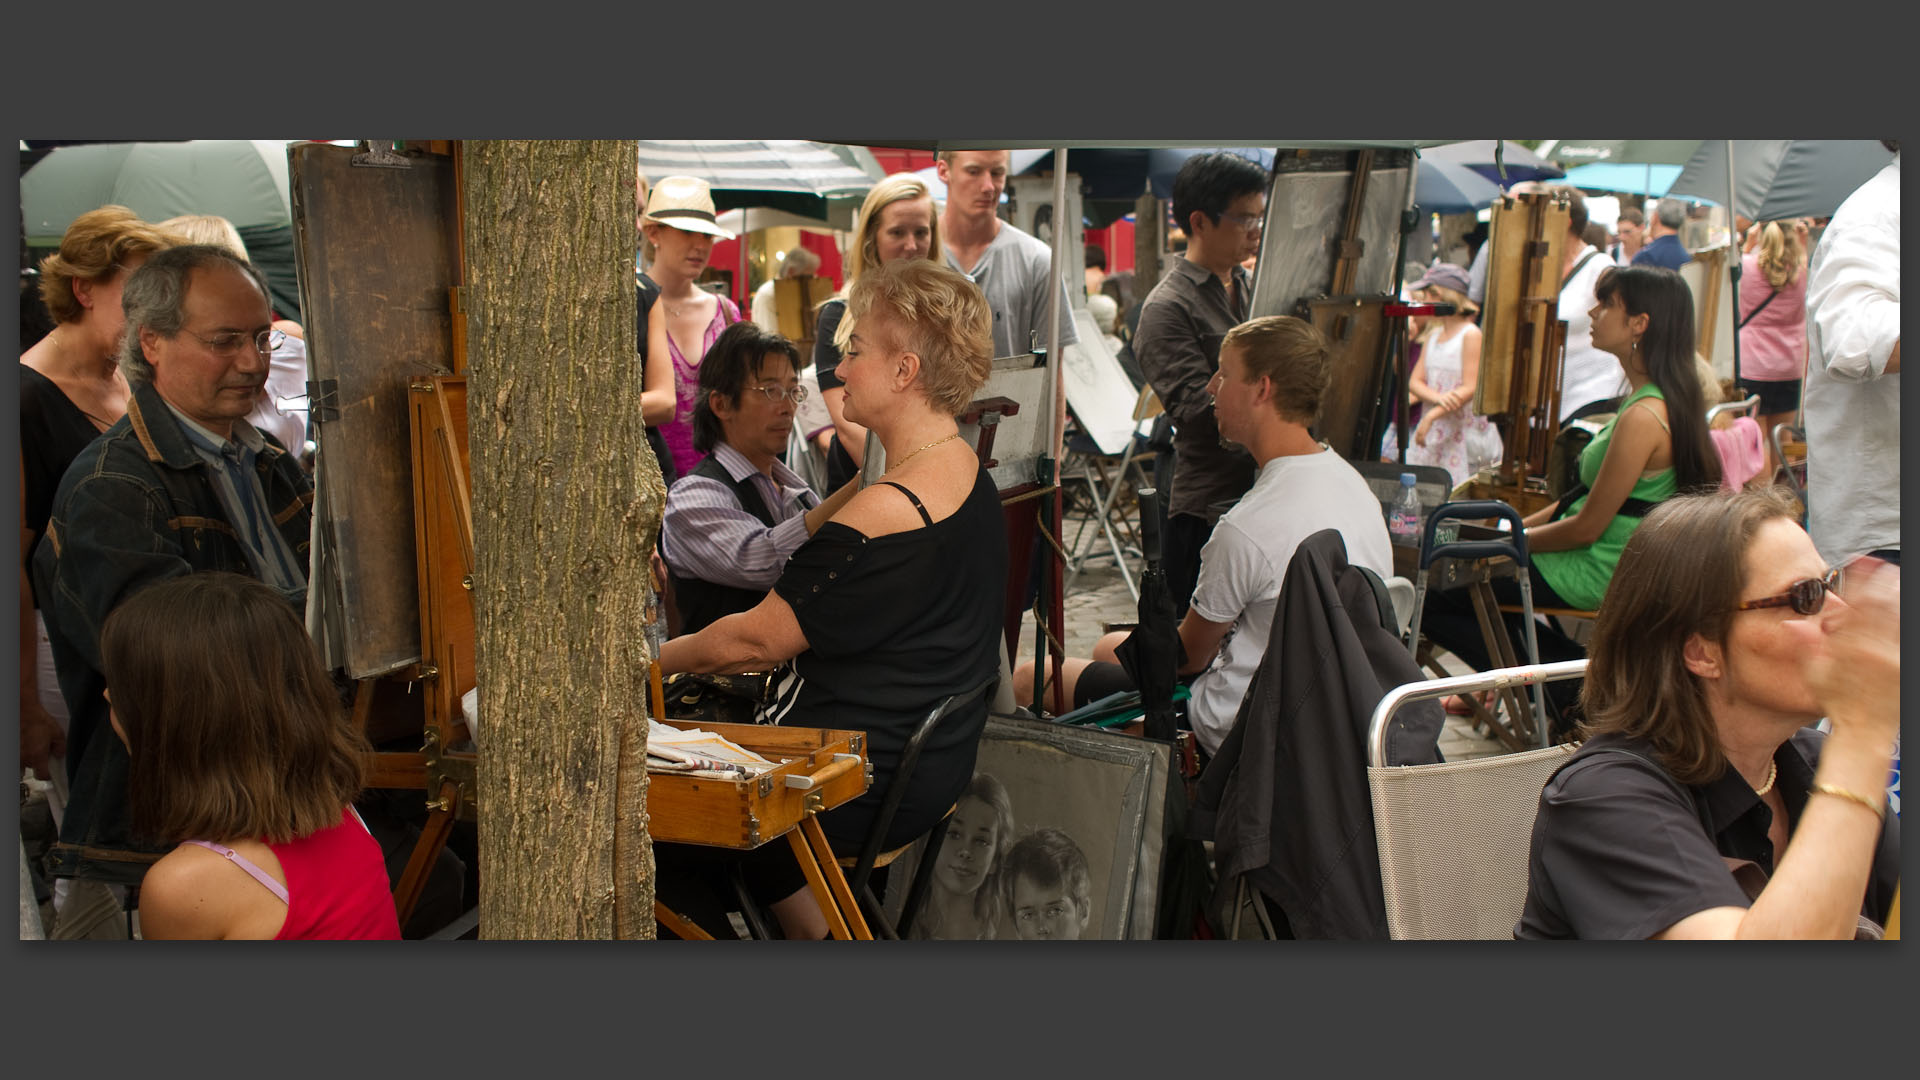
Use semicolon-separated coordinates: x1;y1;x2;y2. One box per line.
661;322;858;634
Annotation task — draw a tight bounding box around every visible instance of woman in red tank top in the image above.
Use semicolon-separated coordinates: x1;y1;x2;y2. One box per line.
100;572;400;940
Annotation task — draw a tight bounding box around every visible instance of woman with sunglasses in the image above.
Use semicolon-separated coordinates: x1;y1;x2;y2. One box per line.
1419;266;1721;728
1517;488;1899;939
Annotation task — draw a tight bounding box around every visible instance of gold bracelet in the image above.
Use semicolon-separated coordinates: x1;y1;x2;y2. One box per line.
1810;783;1888;820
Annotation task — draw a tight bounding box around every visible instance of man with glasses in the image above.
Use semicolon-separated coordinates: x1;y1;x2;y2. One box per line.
1135;150;1270;614
34;244;317;899
661;323;859;634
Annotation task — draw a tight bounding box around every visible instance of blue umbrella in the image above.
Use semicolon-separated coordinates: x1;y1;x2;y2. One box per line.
1413;157;1503;214
1559;162;1681;197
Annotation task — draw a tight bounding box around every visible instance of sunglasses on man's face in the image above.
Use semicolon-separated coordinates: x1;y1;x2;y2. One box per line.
1733;567;1843;616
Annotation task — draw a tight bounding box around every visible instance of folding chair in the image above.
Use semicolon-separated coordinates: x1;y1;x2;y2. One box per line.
1063;385;1165;602
1705;393;1761;427
717;677;998;940
1366;660;1585;939
1772;422;1807;515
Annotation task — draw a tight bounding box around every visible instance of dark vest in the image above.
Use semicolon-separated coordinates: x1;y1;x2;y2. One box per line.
670;454;805;635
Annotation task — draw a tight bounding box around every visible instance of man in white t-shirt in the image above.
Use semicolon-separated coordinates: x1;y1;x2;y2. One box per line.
936;149;1078;359
1547;184;1629;421
1011;316;1392;756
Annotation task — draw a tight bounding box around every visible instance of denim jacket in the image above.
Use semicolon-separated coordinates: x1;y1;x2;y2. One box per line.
33;380;314;886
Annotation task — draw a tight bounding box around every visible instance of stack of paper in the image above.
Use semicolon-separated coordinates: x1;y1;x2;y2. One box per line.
647;720;778;779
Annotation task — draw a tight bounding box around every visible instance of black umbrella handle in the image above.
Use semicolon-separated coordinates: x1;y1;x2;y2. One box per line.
1136;487;1162;565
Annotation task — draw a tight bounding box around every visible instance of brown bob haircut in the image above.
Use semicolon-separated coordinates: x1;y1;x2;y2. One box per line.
840;259;993;416
37;205;181;324
1578;487;1803;785
1221;315;1333;426
101;572;368;845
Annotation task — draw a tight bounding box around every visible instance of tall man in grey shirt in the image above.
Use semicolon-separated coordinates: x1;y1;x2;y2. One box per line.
1134;151;1269;614
937;149;1078;360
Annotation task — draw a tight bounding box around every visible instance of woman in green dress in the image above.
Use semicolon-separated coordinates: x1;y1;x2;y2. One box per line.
1420;266;1722;729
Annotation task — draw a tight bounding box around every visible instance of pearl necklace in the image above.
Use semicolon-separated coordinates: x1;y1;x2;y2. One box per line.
1752;759;1777;797
884;433;959;475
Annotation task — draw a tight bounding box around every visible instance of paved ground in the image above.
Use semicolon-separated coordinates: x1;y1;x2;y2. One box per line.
1020;504;1509;762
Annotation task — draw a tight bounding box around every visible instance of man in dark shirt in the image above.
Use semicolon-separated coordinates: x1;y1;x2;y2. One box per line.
1631;198;1692;270
1134;151;1269;613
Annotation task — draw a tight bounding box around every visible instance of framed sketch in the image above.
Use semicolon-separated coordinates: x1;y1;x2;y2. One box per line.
884;715;1168;940
1062;309;1142;455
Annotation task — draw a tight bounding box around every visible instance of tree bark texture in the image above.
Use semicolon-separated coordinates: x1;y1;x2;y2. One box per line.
462;140;663;939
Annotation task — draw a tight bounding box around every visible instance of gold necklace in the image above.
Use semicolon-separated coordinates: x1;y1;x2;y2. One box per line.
884;432;959;475
1752;759;1777;797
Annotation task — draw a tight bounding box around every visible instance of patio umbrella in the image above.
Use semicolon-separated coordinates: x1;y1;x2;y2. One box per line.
1558;161;1681;197
21;139;302;320
634;140;884;220
21;139;293;241
1543;139;1704;167
1668;140;1895;223
1412;156;1503;214
1421;140;1563;185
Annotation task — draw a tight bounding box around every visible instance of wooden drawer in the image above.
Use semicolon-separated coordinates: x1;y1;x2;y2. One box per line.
646;722;870;850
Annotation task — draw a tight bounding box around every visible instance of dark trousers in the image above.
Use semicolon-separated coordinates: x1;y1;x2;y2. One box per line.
1163;513;1216;619
1418;567;1588;730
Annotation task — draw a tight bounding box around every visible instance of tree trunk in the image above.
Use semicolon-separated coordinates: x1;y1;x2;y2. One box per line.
462;140;662;939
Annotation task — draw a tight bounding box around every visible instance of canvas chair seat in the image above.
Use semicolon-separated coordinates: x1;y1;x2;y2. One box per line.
1368;745;1575;939
1365;659;1586;939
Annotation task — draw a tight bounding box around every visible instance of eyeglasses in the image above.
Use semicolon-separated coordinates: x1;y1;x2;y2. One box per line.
746;383;808;405
1733;567;1843;616
1217;211;1264;231
183;328;285;358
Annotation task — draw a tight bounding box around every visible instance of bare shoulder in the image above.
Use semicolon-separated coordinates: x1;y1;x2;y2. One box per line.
139;846;244;940
139;842;287;941
837;480;932;538
836;455;979;539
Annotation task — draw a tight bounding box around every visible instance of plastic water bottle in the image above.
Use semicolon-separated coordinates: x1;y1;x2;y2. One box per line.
1388;473;1424;548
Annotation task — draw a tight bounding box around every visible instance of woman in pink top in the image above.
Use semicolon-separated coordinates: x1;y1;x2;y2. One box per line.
642;176;741;474
102;573;399;940
1737;219;1811;478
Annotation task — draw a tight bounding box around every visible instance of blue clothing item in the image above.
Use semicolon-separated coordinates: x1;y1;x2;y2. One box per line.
164;400;309;597
1631;233;1692;270
34;380;314;886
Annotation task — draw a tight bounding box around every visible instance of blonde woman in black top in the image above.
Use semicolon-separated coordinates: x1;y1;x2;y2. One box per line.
661;259;1003;939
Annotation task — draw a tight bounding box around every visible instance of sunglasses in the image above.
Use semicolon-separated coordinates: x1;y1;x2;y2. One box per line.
1733;567;1843;616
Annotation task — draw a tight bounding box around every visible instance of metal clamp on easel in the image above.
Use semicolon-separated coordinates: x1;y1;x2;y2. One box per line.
352;140;413;169
305;378;340;425
959;396;1022;470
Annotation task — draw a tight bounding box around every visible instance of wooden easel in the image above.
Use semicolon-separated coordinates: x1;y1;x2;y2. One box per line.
1472;190;1571;509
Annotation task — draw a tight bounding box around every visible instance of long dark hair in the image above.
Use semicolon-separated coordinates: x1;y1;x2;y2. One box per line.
1592;266;1722;493
102;572;367;845
690;321;801;454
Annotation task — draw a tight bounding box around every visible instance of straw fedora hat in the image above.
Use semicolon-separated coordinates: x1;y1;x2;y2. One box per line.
641;175;736;240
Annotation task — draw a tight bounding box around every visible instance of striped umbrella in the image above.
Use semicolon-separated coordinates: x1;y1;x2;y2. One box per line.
633;140;883;220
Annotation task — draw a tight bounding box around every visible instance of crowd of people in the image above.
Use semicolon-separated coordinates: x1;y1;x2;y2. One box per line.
17;142;1899;941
